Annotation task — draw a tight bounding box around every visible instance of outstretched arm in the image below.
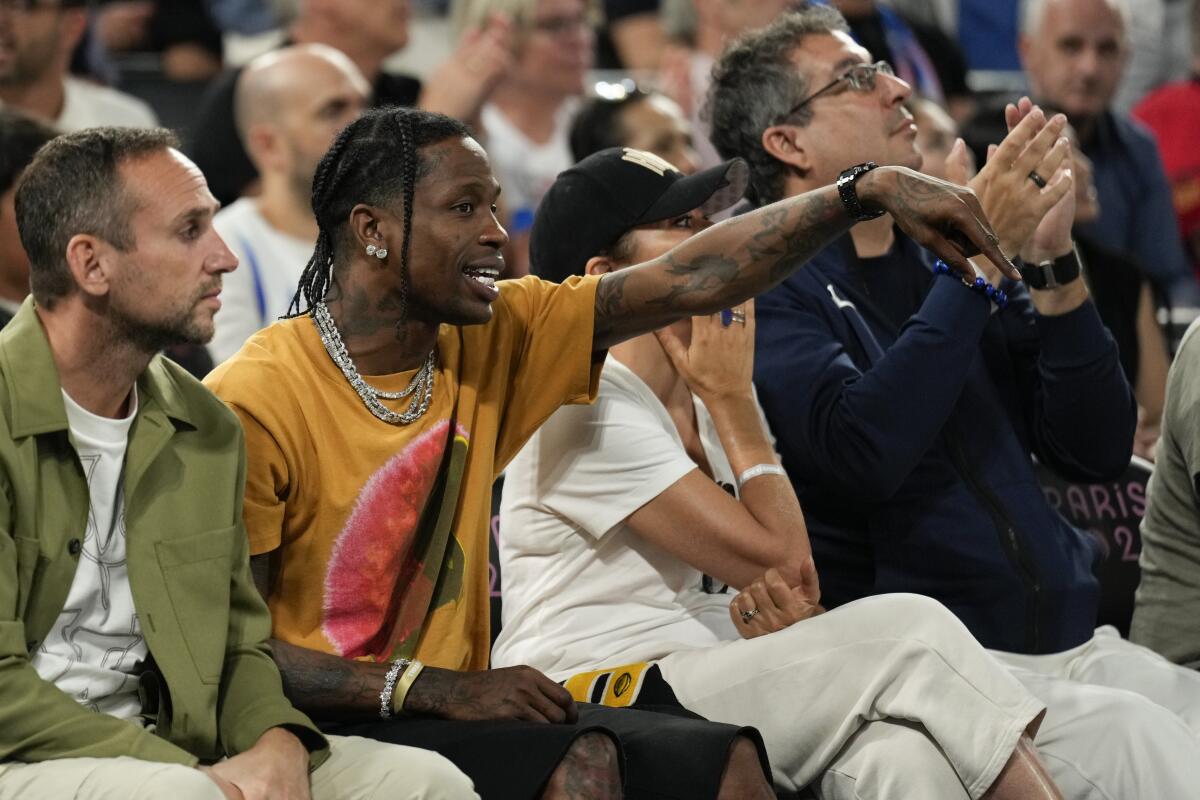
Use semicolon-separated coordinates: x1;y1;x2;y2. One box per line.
592;165;1016;350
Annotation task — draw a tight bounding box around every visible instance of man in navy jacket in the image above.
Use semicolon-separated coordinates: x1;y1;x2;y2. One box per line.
705;7;1200;798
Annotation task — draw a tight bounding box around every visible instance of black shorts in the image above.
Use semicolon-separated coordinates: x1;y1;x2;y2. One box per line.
321;668;769;799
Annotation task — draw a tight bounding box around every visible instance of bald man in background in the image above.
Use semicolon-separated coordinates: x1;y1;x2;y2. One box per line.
207;44;369;365
1019;0;1197;308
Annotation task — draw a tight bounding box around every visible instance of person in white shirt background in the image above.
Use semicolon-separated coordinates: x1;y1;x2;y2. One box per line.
207;43;368;365
0;0;157;130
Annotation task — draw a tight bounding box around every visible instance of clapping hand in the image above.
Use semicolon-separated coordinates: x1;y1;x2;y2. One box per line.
856;167;1020;282
944;97;1074;270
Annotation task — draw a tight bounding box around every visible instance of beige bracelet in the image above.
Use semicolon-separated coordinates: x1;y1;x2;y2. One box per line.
391;659;426;716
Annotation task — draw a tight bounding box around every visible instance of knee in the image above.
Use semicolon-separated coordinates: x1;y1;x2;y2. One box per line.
357;747;477;800
856;593;972;644
129;765;225;800
826;721;967;799
717;736;773;800
545;731;621;800
1070;689;1191;752
401;750;477;800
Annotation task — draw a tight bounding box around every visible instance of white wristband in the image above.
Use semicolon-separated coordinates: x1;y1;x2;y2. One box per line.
736;463;787;490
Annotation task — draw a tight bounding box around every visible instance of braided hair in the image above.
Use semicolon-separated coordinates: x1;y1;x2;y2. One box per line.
288;106;472;319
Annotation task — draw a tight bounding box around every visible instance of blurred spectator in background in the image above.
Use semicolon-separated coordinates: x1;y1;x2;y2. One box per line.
207;44;367;365
568;84;698;172
907;95;962;180
831;0;974;121
889;0;1023;75
1061;123;1170;460
0;0;158;129
1112;0;1193;113
595;0;666;70
204;0;280;36
189;0;510;206
661;0;794;171
92;0;225;82
455;0;593;273
1133;0;1200;281
0;107;55;328
1020;0;1199;309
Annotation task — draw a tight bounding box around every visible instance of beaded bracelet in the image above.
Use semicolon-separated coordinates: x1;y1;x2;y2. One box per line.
933;260;1009;311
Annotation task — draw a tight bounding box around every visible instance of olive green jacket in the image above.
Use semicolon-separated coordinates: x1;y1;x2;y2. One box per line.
0;301;327;767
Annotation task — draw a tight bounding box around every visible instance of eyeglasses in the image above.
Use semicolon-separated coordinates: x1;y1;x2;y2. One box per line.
781;61;896;121
528;13;590;37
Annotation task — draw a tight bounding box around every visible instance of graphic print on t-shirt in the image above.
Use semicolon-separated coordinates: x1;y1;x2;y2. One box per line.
322;421;471;660
33;449;144;715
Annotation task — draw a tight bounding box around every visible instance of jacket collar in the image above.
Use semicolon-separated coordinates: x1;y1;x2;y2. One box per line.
0;297;196;438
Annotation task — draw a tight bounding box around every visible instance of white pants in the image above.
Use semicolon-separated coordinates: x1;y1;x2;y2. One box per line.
0;734;477;800
655;594;1044;800
992;626;1200;800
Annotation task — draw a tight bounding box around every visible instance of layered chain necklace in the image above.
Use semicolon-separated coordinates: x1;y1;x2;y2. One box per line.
312;301;436;425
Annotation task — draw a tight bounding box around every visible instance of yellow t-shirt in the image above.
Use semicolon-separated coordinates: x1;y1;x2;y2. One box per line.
205;275;602;671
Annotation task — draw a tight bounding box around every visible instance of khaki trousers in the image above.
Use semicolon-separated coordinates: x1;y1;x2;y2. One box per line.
0;734;477;800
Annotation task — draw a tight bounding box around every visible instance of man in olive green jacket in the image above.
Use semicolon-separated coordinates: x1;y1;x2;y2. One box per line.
0;127;475;799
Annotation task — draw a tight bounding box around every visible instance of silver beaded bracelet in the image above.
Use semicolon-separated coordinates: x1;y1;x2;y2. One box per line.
736;463;787;491
379;658;411;720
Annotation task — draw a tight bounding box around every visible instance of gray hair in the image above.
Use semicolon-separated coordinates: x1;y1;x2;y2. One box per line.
14;126;179;309
703;6;848;206
1021;0;1130;38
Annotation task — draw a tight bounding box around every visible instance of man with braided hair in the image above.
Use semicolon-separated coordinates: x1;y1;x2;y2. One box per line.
206;105;1018;798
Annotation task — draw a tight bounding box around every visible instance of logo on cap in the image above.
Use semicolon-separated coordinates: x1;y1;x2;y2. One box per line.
621;148;678;177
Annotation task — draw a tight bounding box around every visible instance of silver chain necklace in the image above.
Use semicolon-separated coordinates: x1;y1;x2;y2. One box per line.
312;301;436;425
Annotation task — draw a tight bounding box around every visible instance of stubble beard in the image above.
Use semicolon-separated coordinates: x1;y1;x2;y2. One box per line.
108;286;217;354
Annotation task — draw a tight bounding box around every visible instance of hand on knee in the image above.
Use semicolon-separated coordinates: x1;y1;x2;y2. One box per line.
541;731;622;800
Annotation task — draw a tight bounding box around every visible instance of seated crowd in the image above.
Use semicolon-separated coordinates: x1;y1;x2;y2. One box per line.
0;0;1198;797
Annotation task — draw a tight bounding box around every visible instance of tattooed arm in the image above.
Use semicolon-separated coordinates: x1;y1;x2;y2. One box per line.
593;165;1017;350
251;555;577;723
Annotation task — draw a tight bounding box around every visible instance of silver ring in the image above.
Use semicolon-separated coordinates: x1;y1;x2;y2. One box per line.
730;309;747;325
739;608;759;623
1027;170;1047;189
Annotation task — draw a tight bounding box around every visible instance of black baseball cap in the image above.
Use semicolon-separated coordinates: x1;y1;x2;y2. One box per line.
530;147;749;284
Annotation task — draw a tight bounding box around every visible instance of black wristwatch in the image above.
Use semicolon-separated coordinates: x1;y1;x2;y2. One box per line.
837;162;885;222
1017;245;1082;290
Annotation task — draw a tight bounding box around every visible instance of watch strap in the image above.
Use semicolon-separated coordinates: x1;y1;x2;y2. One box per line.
837;162;885;222
1018;245;1082;290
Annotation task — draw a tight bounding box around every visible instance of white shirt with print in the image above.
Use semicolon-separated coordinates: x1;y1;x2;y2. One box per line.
30;389;147;719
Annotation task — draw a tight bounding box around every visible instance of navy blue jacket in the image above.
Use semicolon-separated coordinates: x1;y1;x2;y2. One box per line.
754;233;1136;654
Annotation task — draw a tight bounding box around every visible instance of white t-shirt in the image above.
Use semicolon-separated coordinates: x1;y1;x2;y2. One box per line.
492;359;739;680
480;99;578;223
30;388;146;720
209;197;314;365
56;77;159;132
